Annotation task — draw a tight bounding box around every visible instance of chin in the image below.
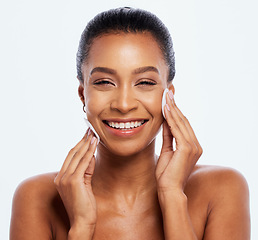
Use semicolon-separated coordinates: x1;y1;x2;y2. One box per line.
99;136;156;158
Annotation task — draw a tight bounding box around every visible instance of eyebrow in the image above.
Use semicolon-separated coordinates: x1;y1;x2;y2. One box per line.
132;66;160;75
90;67;117;76
90;66;159;76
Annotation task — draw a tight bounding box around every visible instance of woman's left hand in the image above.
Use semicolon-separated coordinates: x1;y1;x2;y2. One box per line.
156;90;203;194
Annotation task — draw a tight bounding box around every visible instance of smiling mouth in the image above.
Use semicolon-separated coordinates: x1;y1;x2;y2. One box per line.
103;120;148;130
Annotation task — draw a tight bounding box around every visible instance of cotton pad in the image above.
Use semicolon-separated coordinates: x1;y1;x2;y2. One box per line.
162;88;169;119
84;118;100;145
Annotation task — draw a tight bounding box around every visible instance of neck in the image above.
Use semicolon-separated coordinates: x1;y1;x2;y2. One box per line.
92;140;158;199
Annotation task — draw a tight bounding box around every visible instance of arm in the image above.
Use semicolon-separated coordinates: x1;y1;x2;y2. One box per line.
158;189;197;240
156;90;250;239
10;129;98;240
54;129;98;240
156;90;202;239
67;223;95;240
203;168;250;240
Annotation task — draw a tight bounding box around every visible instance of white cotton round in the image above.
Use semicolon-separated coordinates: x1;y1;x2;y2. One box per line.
84;118;100;145
162;88;169;119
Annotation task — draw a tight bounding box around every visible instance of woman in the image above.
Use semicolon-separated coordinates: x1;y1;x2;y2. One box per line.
10;7;250;240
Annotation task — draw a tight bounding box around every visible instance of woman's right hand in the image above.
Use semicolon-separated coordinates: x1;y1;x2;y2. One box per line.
54;128;98;232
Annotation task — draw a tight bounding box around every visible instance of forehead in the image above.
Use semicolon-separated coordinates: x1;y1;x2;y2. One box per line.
83;32;168;76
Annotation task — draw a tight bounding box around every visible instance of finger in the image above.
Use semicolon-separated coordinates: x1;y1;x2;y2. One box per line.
156;121;174;179
74;137;98;179
160;120;174;154
85;156;96;177
84;157;96;185
165;93;194;145
173;102;202;152
56;128;90;178
164;100;190;149
64;132;94;175
166;92;202;160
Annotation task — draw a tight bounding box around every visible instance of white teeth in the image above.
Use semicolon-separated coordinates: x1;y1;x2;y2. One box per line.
107;120;145;129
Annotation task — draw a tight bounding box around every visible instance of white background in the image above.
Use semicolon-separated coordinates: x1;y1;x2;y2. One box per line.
1;0;257;239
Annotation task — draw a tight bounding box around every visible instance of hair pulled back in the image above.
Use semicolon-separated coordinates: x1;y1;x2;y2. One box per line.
76;7;175;82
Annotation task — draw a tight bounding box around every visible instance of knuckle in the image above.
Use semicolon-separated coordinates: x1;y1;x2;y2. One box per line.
73;146;87;158
81;155;89;163
59;176;68;186
82;150;94;161
181;142;192;153
192;145;199;156
179;117;185;124
69;176;80;186
168;123;174;130
68;147;76;156
198;146;203;156
54;176;59;186
184;116;189;122
83;149;93;161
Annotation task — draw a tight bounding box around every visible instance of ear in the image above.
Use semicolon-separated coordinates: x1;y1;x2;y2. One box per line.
78;81;85;104
167;83;175;95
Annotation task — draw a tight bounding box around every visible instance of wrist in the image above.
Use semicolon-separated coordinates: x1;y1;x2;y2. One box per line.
157;189;187;212
68;223;95;240
157;186;186;198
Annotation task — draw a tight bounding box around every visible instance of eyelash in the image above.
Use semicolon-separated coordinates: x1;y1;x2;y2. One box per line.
93;80;156;86
137;80;156;86
93;80;115;86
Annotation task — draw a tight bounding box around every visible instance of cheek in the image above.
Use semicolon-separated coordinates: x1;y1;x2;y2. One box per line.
139;91;164;136
84;90;105;118
142;92;163;118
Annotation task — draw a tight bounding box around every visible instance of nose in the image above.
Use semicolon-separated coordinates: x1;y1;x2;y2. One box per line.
110;87;138;114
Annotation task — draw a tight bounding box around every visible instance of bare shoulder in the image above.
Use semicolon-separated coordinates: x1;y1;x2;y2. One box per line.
186;164;249;205
191;164;248;182
188;164;249;195
186;165;250;240
10;172;63;240
13;172;58;206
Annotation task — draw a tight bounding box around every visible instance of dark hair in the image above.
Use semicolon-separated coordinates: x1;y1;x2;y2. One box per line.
76;7;175;83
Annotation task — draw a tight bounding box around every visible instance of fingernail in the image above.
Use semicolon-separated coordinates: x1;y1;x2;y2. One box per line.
165;104;170;111
91;136;96;144
168;90;174;101
88;128;92;136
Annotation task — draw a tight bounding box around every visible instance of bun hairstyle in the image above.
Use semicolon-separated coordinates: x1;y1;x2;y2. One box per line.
77;7;175;83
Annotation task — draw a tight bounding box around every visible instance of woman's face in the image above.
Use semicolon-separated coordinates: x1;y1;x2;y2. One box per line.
80;32;173;156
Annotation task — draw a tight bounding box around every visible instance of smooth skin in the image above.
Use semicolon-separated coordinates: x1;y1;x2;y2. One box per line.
10;32;250;240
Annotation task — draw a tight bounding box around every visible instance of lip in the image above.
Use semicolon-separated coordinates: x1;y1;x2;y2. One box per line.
102;118;148;137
